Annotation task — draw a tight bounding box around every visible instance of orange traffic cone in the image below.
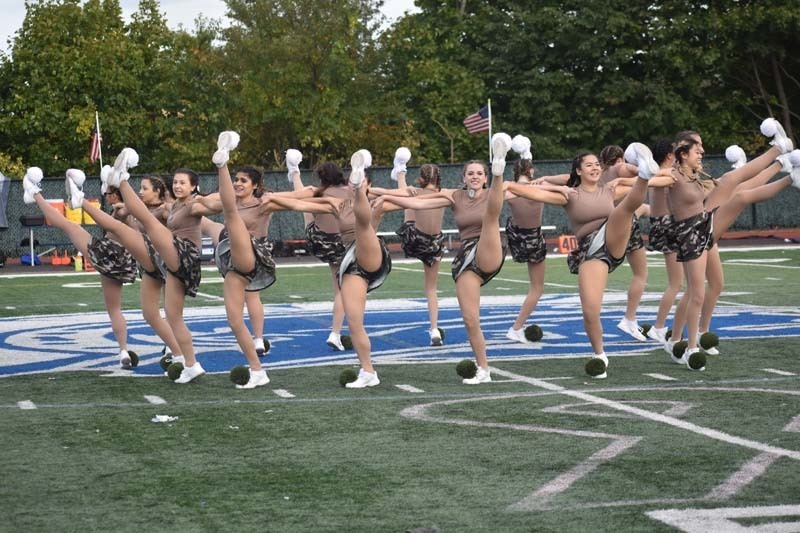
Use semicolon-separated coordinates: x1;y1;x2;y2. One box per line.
84;255;96;272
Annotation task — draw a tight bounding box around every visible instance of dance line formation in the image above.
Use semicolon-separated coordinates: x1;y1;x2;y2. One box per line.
18;118;800;387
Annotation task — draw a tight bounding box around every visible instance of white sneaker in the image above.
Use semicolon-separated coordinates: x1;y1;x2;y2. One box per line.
326;331;345;351
254;337;266;357
617;318;647;341
725;145;747;169
664;340;676;358
491;132;512;176
236;368;270;389
787;149;800;189
626;142;659;180
684;347;706;371
462;366;491;385
701;345;720;356
390;146;411;181
174;362;205;384
65;176;84;209
345;369;380;388
647;326;667;344
119;349;131;369
349;149;372;188
22;167;43;204
506;326;529;344
286;148;303;182
108;148;138;186
429;328;442;346
587;353;608;379
100;165;113;195
761;117;794;154
511;135;532;159
213;131;240;167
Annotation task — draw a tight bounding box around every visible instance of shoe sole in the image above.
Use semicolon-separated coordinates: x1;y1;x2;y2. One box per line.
326;341;345;351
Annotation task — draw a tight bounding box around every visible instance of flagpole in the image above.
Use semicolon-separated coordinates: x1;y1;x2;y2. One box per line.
487;99;492;161
95;111;103;168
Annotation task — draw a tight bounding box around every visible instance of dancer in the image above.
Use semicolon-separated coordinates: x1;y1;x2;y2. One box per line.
22;168;137;368
373;133;516;385
371;148;446;346
271;149;392;388
289;153;349;352
598;145;650;342
503;135;567;343
105;149;207;383
665;120;799;365
506;144;673;377
644;140;683;344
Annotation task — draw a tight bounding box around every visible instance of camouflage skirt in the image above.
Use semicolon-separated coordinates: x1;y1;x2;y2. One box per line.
626;215;645;255
338;238;392;293
567;222;625;275
396;221;444;267
140;234;165;282
647;214;676;254
87;237;137;284
214;230;276;292
142;234;201;297
305;222;346;266
669;208;717;263
451;237;506;286
505;218;546;264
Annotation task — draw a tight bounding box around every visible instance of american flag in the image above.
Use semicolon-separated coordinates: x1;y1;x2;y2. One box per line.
89;123;102;163
463;105;490;134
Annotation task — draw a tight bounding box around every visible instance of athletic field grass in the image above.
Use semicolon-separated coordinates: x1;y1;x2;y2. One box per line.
1;245;799;532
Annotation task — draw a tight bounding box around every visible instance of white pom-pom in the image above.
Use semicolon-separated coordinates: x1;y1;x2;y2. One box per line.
510;135;531;157
100;165;113;181
760;118;778;137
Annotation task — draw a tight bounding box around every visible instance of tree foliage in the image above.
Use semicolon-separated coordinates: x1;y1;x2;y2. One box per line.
0;0;797;176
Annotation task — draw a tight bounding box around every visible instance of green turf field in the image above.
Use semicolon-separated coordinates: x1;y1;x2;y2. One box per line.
1;246;799;532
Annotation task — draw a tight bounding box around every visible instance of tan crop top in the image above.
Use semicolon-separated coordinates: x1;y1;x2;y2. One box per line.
563;184;615;239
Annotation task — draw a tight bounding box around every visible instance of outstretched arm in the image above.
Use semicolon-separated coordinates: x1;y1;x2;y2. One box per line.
262;194;340;215
505;182;569;205
534;173;570;186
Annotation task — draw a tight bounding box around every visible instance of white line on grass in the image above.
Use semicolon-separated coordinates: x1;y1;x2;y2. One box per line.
396;384;424;393
704;452;781;501
144;395;166;405
644;373;677;381
647;504;800;532
490;367;800;461
762;368;796;376
17;400;36;410
194;291;224;302
273;389;295;398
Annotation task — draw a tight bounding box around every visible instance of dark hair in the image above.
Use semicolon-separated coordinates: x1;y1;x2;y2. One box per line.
652;140;675;167
567;151;595;187
417;164;441;190
314;162;346;197
674;138;701;164
234;165;264;198
174;167;200;195
141;175;167;202
461;160;488;189
104;185;121;201
599;145;623;170
513;159;534;182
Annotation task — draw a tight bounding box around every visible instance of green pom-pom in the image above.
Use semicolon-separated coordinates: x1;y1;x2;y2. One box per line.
230;365;250;385
167;362;184;381
687;351;707;370
339;368;358;387
524;324;543;342
159;355;172;372
585;358;607;377
673;340;688;359
437;328;446;342
665;329;673;342
640;323;652;336
341;334;353;350
699;331;719;350
128;351;139;368
456;359;477;379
